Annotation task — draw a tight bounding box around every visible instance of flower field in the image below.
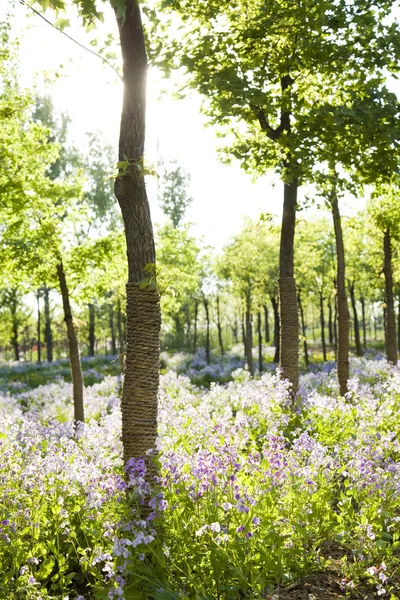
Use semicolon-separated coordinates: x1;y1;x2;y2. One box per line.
1;358;400;599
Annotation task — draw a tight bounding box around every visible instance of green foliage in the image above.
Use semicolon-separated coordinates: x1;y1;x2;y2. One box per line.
157;159;193;228
149;0;400;184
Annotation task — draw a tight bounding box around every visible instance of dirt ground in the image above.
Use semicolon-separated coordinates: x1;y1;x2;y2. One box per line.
264;540;397;600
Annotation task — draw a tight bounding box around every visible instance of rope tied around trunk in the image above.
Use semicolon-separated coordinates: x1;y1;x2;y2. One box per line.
278;276;299;395
122;284;161;480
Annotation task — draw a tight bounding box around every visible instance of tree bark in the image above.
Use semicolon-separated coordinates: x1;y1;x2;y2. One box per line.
216;296;224;356
271;295;280;364
245;289;254;376
383;228;397;365
116;298;124;355
241;308;246;359
193;299;198;354
334;297;338;353
330;189;350;396
37;291;41;364
114;0;162;474
279;179;299;393
360;296;367;350
184;303;191;350
109;301;117;355
57;260;84;423
319;291;327;361
88;303;95;357
203;294;211;364
348;280;363;357
44;287;53;362
328;301;334;346
257;311;263;373
263;304;270;344
9;290;20;363
397;291;400;354
298;289;309;368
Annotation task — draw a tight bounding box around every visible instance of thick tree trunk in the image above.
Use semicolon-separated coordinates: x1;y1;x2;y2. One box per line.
328;301;334;346
348;281;363;357
109;302;117;355
360;296;367;350
298;290;309;368
57;260;84;423
383;229;397;365
319;291;327;361
271;295;280;364
263;304;270;344
114;0;162;474
245;290;254;376
279;179;299;393
203;294;211;364
216;296;224;356
37;291;41;364
88;303;95;357
330;190;350;396
44;287;53;362
116;298;124;355
257;311;263;373
193;299;198;354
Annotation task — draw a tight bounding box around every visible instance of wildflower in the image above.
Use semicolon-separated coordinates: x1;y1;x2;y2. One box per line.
210;522;221;533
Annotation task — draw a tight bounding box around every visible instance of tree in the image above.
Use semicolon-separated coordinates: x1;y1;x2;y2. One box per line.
150;0;400;394
30;0;162;477
157;158;193;228
369;186;400;365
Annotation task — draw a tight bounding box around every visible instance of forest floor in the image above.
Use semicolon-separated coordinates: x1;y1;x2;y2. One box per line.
0;351;399;599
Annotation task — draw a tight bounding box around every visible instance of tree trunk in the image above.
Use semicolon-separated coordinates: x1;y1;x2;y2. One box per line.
44;287;53;362
279;179;299;393
334;298;338;353
88;303;95;357
328;301;334;346
271;295;280;364
230;315;239;345
257;311;263;373
37;291;41;364
203;294;210;364
184;303;191;350
9;291;20;362
245;290;254;376
398;292;400;353
263;304;270;344
57;260;84;423
241;308;246;359
114;0;162;475
383;228;397;365
319;291;327;361
348;281;363;357
116;298;124;355
109;301;117;355
360;296;367;350
193;299;198;354
298;290;309;368
216;296;224;356
330;190;350;396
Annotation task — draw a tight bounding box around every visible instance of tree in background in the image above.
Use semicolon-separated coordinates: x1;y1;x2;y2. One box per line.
150;0;400;395
157;159;193;228
368;185;400;365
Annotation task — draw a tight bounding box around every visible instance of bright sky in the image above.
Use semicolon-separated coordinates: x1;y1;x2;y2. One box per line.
7;0;373;250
